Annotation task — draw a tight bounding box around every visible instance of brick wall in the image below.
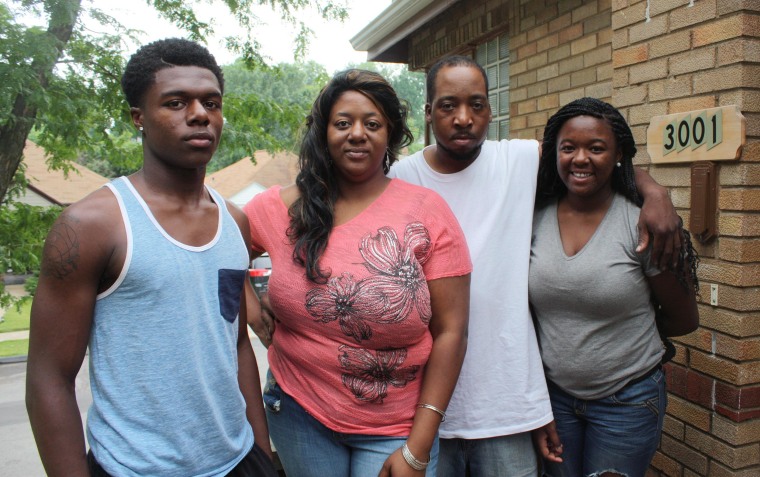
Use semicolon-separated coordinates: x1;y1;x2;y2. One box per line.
508;0;614;140
408;0;511;70
610;1;760;473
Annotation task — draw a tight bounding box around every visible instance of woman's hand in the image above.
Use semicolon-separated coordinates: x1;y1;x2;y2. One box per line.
248;289;276;348
377;447;426;477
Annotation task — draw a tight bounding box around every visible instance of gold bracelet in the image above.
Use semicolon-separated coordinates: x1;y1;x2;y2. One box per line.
401;442;429;471
417;403;446;422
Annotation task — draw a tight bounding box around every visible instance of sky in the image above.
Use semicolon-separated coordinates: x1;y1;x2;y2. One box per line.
93;1;393;73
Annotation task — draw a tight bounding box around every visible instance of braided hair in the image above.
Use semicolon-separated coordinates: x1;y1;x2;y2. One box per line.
288;69;413;283
538;97;699;298
538;97;639;207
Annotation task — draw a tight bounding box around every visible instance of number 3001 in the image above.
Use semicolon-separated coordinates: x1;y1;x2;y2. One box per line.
663;109;723;155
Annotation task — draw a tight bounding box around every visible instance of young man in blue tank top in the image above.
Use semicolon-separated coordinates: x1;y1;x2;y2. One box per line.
27;39;277;477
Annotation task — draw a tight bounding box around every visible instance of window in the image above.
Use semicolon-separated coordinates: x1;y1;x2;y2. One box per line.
476;34;510;140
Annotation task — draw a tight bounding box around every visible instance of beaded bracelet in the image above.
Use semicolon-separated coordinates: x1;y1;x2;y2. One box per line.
401;442;429;471
417;403;446;422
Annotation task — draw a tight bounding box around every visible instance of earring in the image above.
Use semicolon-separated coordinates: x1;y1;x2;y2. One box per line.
616;162;621;167
384;151;390;171
139;126;144;132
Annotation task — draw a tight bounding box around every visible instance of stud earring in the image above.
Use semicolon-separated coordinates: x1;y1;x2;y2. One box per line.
616;162;621;168
139;126;144;132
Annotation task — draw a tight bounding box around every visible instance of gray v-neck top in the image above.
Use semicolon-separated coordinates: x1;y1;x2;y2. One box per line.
529;193;663;399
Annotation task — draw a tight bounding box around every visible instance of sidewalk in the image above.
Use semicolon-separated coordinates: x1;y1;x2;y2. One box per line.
0;330;29;342
0;283;30;362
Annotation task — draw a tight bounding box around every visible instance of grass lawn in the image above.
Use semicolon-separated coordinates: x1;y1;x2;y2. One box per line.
0;300;31;333
0;338;29;357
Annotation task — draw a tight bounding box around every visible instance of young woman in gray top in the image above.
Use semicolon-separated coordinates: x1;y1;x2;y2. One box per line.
529;97;699;477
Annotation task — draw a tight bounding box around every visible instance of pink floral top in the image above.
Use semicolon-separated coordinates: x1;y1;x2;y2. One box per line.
244;179;471;436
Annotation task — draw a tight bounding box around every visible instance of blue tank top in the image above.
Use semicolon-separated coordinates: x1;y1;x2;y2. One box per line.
87;177;254;477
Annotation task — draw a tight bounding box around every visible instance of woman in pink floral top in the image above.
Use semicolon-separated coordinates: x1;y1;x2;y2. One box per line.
243;69;471;477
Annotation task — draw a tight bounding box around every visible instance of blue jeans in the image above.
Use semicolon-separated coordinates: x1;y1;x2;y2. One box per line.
263;372;439;477
543;367;666;477
437;432;537;477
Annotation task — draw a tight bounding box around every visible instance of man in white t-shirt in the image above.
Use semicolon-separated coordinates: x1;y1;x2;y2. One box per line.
388;56;681;477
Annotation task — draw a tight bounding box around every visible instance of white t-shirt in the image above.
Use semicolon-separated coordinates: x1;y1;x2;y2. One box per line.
389;139;553;439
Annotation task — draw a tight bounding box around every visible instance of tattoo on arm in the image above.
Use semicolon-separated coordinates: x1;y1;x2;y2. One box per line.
41;219;80;279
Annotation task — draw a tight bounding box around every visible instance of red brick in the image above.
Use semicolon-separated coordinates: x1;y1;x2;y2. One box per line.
666;363;688;397
686;371;715;410
715;404;760;422
715;382;760;409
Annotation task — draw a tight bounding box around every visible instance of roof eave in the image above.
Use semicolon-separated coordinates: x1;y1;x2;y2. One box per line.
350;0;459;63
26;183;65;206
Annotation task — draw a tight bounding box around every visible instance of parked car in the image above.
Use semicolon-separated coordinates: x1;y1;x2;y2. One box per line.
249;253;271;296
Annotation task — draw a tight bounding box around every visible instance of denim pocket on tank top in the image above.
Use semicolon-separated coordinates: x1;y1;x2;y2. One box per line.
218;269;246;323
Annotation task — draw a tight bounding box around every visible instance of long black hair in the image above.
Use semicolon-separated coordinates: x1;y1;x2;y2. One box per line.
538;97;699;296
288;69;413;283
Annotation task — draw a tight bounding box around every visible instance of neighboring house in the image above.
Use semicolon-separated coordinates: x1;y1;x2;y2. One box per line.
205;150;299;207
19;140;109;207
352;2;760;476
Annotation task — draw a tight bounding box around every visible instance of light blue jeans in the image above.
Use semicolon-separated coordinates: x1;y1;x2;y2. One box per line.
543;367;666;477
437;432;538;477
263;372;439;477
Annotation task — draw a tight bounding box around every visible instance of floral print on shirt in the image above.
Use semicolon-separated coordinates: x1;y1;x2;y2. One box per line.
339;345;420;403
304;222;432;401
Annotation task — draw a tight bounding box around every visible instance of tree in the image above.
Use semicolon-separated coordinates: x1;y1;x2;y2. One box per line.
0;201;60;308
209;60;329;171
0;0;347;204
0;0;347;305
351;62;426;153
